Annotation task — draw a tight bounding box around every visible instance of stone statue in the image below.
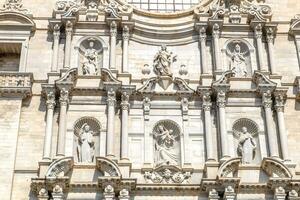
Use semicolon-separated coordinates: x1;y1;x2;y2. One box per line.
227;44;248;77
77;123;95;163
153;45;177;77
238;127;256;164
82;40;98;75
154;125;179;166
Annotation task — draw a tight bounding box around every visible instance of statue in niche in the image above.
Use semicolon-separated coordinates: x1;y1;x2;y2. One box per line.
227;44;248;77
77;123;95;163
154;125;180;166
238;127;256;164
153;45;177;77
82;40;98;75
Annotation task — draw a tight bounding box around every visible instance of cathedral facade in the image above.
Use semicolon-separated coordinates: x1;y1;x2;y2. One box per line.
1;0;300;199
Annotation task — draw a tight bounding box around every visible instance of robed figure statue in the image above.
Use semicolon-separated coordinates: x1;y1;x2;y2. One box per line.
153;45;176;77
77;123;95;163
154;125;180;166
227;44;248;77
238;127;256;164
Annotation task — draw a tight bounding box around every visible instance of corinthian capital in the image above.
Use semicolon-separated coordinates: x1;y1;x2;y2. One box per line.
199;26;207;42
107;88;116;106
216;90;226;108
262;90;272;108
121;91;130;111
122;25;130;41
53;24;61;39
65;20;73;36
59;88;69;106
46;91;56;110
254;23;263;39
274;93;286;112
110;21;117;37
202;92;212;111
212;23;220;38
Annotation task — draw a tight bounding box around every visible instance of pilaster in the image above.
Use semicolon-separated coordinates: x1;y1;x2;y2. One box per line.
110;21;117;69
64;20;73;69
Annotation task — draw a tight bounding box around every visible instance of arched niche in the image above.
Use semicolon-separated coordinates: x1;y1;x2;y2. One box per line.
221;39;255;77
73;116;101;163
74;36;109;75
232;118;262;165
152;120;182;167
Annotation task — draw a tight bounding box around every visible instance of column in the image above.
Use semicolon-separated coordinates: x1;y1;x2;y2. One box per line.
266;28;276;74
122;26;129;73
208;189;220;200
121;92;129;160
224;186;236;200
119;189;130;200
103;185;115;200
51;24;61;72
217;90;229;159
56;88;69;156
181;97;191;165
199;27;208;74
274;187;286;200
262;90;279;157
64;21;73;68
52;185;64;200
212;23;222;72
37;188;49;200
203;92;215;161
143;96;152;165
275;94;290;161
42;91;56;160
106;88;116;157
110;21;117;69
254;24;266;71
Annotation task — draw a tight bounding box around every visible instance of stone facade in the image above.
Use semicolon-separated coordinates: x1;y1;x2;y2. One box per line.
0;0;300;199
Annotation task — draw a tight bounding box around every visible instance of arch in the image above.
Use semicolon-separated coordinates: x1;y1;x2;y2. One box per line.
0;12;35;32
96;157;122;177
217;157;241;178
152;120;182;135
46;157;74;177
74;116;101;137
74;36;108;50
261;157;292;178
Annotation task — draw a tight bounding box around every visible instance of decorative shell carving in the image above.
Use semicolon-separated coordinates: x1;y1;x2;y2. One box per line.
232;118;259;138
74;116;101;137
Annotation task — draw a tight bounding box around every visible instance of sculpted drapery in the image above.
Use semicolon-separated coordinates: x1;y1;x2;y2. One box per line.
153;45;176;77
77;123;95;163
238;127;256;164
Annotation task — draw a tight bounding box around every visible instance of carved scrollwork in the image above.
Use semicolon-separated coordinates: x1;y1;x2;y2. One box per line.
144;166;191;184
261;158;292;178
0;0;30;14
54;0;83;17
96;157;122;176
46;157;74;177
217;157;241;178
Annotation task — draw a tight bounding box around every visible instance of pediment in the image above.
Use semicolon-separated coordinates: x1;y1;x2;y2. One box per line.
137;76;195;95
0;12;35;32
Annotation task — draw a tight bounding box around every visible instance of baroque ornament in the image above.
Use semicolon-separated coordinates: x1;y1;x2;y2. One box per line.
77;123;95;163
237;127;256;164
227;44;249;77
0;0;30;14
144;167;191;184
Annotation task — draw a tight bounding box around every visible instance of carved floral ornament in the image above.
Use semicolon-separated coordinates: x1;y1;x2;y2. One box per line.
0;0;30;15
54;0;133;18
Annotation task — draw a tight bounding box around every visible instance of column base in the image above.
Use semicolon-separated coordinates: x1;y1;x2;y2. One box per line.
204;160;219;179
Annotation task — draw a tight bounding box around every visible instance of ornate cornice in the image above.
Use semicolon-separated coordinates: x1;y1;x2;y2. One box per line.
0;72;33;99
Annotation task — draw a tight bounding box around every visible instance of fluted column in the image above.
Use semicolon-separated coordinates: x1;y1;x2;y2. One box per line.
275;94;290;161
262;90;279;157
121;92;129;160
106;88;116;157
51;24;60;72
52;185;64;200
143;96;152;165
119;189;130;200
266;27;276;74
203;92;215;161
56;88;69;156
42;91;56;160
254;24;266;71
103;185;115;200
110;21;117;69
199;27;208;74
181;97;191;165
212;23;222;72
217;90;229;159
64;21;73;68
122;26;129;73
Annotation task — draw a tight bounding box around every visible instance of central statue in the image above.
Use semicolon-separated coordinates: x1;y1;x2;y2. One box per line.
154;125;180;166
153;45;177;77
238;127;256;164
